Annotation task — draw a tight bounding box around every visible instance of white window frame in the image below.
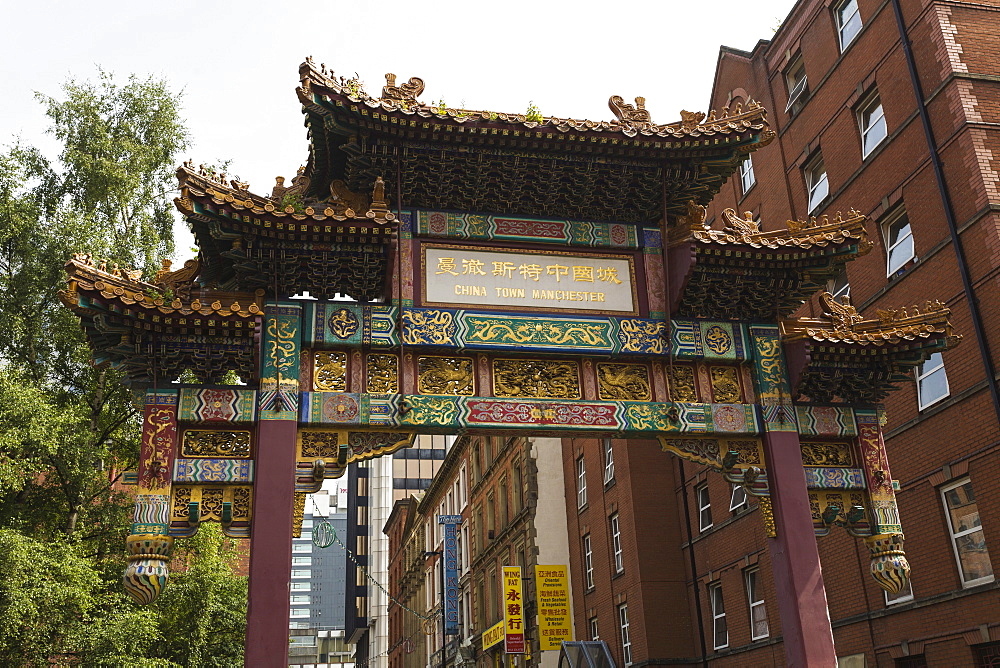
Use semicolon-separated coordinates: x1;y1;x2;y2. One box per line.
611;514;624;574
589;616;599;641
291;581;311;591
941;478;995;587
290;569;311;578
459;464;468;509
603;439;615;484
805;157;829;213
290;594;311;604
828;268;851;301
730;483;748;512
290;608;310;618
859;93;887;158
882;210;914;276
916;352;949;410
739;155;756;195
292;542;311;553
577;456;588;508
785;57;808;113
697;483;713;532
884;577;913;605
710;582;728;650
618;604;632;666
292;556;312;566
836;0;863;51
583;534;594;589
745;569;769;640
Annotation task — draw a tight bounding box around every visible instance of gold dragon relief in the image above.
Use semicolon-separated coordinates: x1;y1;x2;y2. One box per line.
596;363;651;401
710;366;743;403
366;354;399;393
800;441;854;467
667;364;698;402
493;359;582;399
417;356;475;395
314;351;348;392
181;429;252;458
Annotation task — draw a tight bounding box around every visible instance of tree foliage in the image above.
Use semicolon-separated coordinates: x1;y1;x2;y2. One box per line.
0;70;247;664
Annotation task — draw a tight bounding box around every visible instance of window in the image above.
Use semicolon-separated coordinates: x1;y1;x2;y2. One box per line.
583;534;594;589
290;594;311;603
894;656;928;668
740;155;756;194
730;483;748;512
828;268;851;300
885;578;913;605
941;479;994;586
785;57;809;114
836;0;863;50
883;211;914;275
916;352;949;409
805;157;829;213
858;94;887;158
459;464;468;508
290;608;310;618
291;569;311;578
697;483;713;532
745;569;769;640
603;439;615;484
710;583;728;650
293;543;311;553
577;456;588;508
611;514;624;574
292;557;312;566
618;604;632;666
973;642;1000;667
589;616;599;641
291;582;311;591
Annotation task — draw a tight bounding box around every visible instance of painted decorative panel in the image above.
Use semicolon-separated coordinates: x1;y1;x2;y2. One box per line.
173;459;254;484
366;354;399;393
180;429;252;458
415;210;641;248
710;366;743;403
596;363;651;401
178;388;257;423
795;406;858;437
803;467;866;489
800;442;853;467
313;351;348;392
417;356;475;395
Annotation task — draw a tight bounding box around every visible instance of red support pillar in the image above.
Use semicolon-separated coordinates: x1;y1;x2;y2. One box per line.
749;325;836;667
245;304;303;667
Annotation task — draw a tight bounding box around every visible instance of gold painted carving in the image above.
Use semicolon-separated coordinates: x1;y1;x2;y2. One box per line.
293;493;306;539
668;364;697;402
181;430;252;458
417;356;474;395
727;439;763;465
493;359;581;399
759;497;777;537
596;363;651;401
382;73;425;102
367;354;399;393
314;351;348;392
800;442;853;467
170;485;252;522
299;431;341;459
710;366;742;404
608;96;652;124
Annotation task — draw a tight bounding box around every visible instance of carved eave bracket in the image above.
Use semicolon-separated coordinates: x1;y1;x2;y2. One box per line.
781;293;961;403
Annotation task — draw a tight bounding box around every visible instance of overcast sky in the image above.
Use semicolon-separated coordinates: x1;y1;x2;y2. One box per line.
2;0;793;256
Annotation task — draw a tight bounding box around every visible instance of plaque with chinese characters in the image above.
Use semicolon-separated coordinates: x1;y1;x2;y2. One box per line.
422;245;637;314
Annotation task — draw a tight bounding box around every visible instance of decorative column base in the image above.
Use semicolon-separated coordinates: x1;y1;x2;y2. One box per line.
123;534;174;604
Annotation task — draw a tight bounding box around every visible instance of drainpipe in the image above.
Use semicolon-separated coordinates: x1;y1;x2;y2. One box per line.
677;458;710;668
891;0;1000;425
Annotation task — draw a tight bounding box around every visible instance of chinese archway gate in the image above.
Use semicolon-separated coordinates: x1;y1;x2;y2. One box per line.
61;60;959;667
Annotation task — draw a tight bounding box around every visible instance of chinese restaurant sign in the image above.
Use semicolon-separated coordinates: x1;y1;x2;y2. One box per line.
423;245;637;315
439;515;462;635
502;566;525;653
535;565;573;650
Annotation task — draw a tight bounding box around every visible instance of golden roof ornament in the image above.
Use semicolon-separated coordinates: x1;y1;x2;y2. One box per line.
680;110;706;131
820;292;864;333
382;73;425;103
608;96;652;124
721;208;761;236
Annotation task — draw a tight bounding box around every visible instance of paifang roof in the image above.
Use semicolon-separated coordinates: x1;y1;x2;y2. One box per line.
294;59;775;224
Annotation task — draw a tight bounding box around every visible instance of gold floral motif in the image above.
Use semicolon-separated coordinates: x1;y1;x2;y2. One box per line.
171;486;192;519
314;351;348;392
759;497;777;537
299;431;341;459
366;354;398;393
800;442;853;467
200;488;224;520
493;359;581;399
727;439;763;465
668;364;697;402
181;430;252;458
596;363;650;401
417;356;474;395
293;493;306;539
232;487;252;519
710;366;742;403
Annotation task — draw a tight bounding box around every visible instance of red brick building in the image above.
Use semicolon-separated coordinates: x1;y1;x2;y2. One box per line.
560;0;1000;665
